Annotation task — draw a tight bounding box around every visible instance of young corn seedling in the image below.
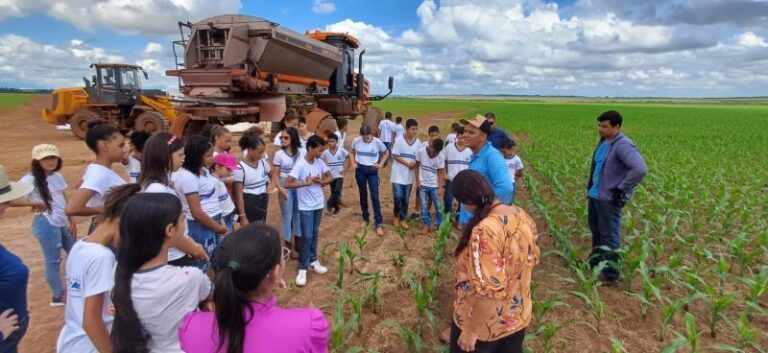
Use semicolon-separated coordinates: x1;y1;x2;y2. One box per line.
386;320;426;353
609;337;629;353
390;250;405;268
330;295;360;353
738;265;767;321
683;312;702;353
352;228;369;261
406;274;435;336
628;263;663;320
659;298;686;341
344;293;364;334
533;319;567;353
342;243;359;274
354;271;382;314
563;262;605;332
395;226;409;251
730;312;767;353
336;242;348;288
532;298;569;324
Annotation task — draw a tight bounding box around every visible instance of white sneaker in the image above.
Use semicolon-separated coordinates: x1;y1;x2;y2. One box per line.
296;270;307;287
309;261;328;274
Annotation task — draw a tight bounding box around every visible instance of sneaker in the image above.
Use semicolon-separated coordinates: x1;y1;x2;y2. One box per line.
296;270;308;287
50;296;65;307
376;226;384;236
309;261;328;274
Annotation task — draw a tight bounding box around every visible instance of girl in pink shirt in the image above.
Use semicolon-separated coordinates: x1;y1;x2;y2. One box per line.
179;223;329;353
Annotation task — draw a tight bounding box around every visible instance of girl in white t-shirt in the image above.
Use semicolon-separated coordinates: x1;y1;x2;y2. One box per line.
56;184;140;353
122;131;150;183
10;144;75;306
66;121;127;234
234;134;271;225
350;125;390;236
176;136;228;267
211;125;233;158
139;132;208;267
111;193;212;353
271;127;304;255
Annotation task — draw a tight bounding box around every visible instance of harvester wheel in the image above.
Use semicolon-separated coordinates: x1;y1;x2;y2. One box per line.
315;116;339;140
135;111;169;134
363;107;382;133
69;109;100;140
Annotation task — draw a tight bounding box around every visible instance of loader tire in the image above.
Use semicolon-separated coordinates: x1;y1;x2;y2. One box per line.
69;109;100;140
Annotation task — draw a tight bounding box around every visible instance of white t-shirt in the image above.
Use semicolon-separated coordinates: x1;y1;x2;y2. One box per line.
390;136;421;185
57;240;116;353
131;265;211;353
394;124;405;139
321;147;349;179
445;143;472;181
378;120;396;143
272;131;283;146
446;133;457;145
417;147;446;188
81;164;126;209
337;131;347;149
505;155;524;184
124;156;141;183
19;172;68;227
288;157;330;211
171;169;198;221
217;180;235;215
351;136;387;166
141;182;188;261
273;148;306;179
198;169;222;217
233;159;270;195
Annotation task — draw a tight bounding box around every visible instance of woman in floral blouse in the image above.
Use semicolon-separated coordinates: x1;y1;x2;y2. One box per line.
449;170;540;353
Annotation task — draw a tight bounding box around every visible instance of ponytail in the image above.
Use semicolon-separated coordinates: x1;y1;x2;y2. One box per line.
213;223;282;353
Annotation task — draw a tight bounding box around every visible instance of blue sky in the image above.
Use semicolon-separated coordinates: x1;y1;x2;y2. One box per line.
0;0;767;97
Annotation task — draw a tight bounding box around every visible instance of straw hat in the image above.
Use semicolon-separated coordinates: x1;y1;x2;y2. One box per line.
0;165;33;203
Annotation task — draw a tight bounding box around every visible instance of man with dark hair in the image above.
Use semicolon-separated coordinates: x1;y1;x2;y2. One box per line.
458;115;514;224
586;110;647;283
484;112;514;150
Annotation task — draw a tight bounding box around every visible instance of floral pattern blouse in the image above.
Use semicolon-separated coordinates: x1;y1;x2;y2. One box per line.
453;207;540;341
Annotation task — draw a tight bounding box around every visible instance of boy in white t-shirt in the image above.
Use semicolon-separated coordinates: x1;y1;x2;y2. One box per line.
212;153;239;232
321;133;349;215
122;131;149;183
443;126;472;215
499;139;524;204
377;112;397;150
415;138;446;233
390;118;421;229
445;122;459;145
394;116;405;139
285;135;333;287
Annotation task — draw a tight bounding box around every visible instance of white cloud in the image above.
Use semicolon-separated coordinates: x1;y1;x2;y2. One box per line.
312;0;336;14
0;0;242;35
142;42;164;57
736;31;768;47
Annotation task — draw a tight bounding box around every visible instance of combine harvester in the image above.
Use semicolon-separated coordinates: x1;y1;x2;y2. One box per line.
42;63;178;139
166;14;394;137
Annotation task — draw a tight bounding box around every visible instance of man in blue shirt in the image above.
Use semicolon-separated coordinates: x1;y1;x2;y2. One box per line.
458;115;514;224
484;112;514;150
0;164;33;353
586;111;647;283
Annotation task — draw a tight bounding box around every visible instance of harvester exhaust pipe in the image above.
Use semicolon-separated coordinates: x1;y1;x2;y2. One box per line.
357;49;366;99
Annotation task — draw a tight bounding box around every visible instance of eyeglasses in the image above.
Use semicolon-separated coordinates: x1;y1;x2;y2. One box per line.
282;247;292;262
280;136;290;141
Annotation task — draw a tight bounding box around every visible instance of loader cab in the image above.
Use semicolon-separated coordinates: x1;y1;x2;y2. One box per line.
84;64;146;108
307;32;360;96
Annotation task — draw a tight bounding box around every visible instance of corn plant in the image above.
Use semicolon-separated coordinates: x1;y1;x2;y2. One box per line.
390;250;405;268
406;274;435;336
352;227;369;260
738;265;768;321
683;312;702;353
342;242;359;275
386;320;426;353
707;313;768;353
532;319;567;353
659;298;686;341
330;295;360;353
532;298;568;324
563;262;606;332
354;271;382;314
609;336;628;353
628;263;664;321
395;226;409;251
336;242;348;288
344;294;364;334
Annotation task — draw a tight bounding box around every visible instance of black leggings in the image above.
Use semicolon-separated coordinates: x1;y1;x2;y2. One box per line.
244;193;269;223
450;324;525;353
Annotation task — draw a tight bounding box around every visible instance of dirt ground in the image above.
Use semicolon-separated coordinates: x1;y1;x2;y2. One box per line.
1;96;761;352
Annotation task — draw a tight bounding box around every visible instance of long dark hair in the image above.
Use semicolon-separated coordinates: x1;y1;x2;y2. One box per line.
30;157;62;213
101;184;142;221
238;132;265;155
85;120;120;153
183;135;212;176
111;193;183;353
212;223;282;353
138;132;184;187
451;170;496;257
282;127;300;158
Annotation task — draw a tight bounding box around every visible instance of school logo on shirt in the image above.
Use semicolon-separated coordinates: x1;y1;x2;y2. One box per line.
68;277;83;294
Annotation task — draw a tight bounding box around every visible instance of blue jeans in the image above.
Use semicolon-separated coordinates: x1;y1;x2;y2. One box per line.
419;186;443;226
279;176;302;242
587;198;622;281
187;214;221;270
392;183;412;221
299;209;323;270
222;212;235;232
0;314;28;353
31;215;74;298
355;165;383;226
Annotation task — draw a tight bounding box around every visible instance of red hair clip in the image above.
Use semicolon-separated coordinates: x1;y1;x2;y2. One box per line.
167;136;177;145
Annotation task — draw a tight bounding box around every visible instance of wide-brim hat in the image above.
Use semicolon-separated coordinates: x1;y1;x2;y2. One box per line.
0;165;33;203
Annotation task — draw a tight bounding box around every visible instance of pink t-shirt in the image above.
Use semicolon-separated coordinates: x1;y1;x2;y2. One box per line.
179;296;329;353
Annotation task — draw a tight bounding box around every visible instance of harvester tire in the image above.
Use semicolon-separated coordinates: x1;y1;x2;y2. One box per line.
135;111;169;134
315;116;339;140
69;109;100;140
